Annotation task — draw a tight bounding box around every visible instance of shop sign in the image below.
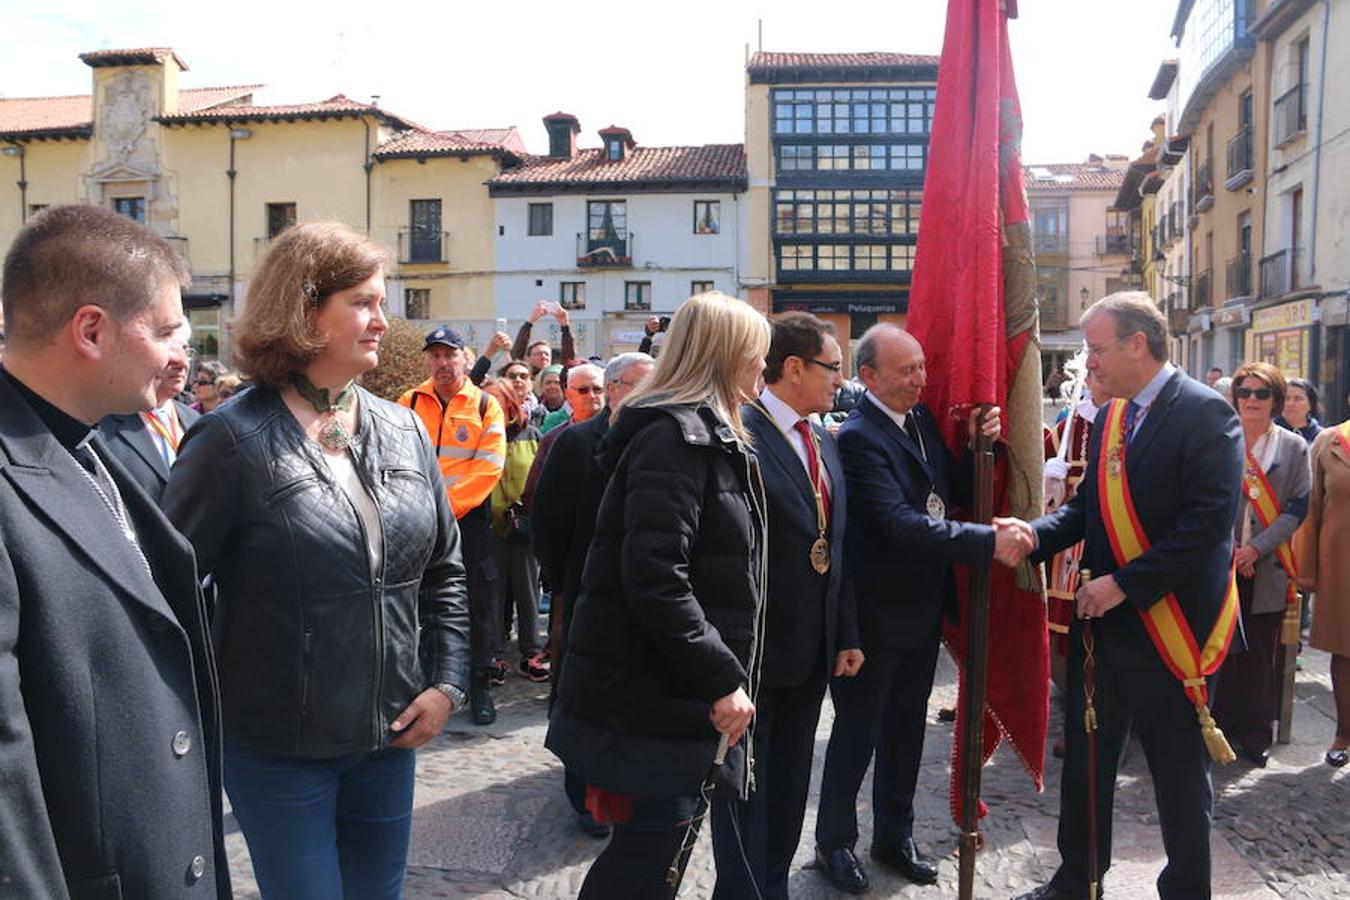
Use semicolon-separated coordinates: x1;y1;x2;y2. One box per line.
1251;299;1315;333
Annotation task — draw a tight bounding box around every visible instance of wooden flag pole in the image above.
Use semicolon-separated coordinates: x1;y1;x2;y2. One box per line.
958;403;996;900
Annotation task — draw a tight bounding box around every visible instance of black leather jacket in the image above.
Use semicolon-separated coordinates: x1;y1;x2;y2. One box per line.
163;385;469;759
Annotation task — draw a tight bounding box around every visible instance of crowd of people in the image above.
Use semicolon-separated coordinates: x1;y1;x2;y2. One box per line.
2;206;1347;900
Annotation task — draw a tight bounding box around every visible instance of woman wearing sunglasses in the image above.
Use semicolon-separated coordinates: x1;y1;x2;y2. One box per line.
1211;362;1309;766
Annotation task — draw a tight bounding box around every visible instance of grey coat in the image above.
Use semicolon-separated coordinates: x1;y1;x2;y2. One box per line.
0;375;228;899
1235;424;1311;615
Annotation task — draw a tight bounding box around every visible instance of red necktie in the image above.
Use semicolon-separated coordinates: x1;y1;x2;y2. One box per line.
793;419;831;520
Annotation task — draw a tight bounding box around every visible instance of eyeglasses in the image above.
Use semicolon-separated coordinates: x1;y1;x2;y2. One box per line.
1084;338;1126;359
1234;387;1272;400
570;386;605;395
194;378;215;387
803;358;843;374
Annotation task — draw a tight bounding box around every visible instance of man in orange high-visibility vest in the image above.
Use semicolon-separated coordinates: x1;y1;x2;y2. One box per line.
400;326;506;725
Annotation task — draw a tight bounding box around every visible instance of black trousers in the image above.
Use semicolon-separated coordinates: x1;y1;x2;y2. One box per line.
815;638;941;852
1051;629;1214;900
578;795;697;900
1213;576;1281;753
459;504;498;668
710;668;829;900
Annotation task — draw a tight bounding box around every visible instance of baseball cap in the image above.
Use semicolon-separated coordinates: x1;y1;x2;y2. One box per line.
423;326;465;351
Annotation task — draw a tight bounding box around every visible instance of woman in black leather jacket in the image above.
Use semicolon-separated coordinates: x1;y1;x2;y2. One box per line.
162;223;469;900
545;291;770;899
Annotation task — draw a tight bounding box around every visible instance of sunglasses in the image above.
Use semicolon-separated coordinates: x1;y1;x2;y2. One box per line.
1234;387;1272;400
195;378;215;386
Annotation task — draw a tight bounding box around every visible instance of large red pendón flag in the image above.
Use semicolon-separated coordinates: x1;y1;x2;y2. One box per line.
905;0;1049;825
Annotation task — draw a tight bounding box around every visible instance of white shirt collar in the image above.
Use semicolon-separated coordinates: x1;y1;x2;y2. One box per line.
760;386;805;434
865;390;913;431
1130;361;1175;411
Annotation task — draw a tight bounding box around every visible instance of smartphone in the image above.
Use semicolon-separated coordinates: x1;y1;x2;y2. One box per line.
495;317;507;333
659;315;672;332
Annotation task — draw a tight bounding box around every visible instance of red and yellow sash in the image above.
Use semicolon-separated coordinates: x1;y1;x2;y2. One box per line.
141;407;182;451
1335;420;1350;458
1244;449;1299;603
1096;399;1239;763
1244;447;1304;644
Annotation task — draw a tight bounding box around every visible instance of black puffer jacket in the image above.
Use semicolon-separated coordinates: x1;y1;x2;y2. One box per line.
162;385;469;759
545;403;767;797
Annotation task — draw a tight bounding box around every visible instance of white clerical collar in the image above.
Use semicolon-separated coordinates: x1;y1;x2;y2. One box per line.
760;386;806;434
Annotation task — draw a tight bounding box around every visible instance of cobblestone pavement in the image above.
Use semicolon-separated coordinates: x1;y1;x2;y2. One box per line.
227;645;1348;898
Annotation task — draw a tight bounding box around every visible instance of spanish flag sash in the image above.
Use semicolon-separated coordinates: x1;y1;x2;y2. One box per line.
1244;446;1302;644
1096;399;1239;764
1336;420;1350;458
141;407;182;451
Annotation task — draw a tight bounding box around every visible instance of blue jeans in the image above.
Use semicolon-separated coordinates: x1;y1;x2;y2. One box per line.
224;740;416;900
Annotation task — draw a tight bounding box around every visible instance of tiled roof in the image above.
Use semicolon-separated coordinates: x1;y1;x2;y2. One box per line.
0;85;261;138
158;93;424;130
374;127;526;161
489;144;746;191
80;47;189;70
1023;162;1128;193
440;127;528;155
748;51;940;70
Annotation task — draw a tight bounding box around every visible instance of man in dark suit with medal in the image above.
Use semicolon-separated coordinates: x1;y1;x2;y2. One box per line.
710;312;864;899
813;323;1020;893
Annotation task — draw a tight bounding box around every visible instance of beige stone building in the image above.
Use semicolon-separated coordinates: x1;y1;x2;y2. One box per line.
0;48;523;361
1024;156;1131;378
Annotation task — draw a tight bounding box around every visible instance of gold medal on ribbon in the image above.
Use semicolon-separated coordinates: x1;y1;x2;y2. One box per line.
926;491;946;521
1248;484;1261;501
1107;446;1123;478
810;536;831;574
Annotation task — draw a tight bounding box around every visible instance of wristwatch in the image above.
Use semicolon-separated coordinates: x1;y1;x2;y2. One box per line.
432;682;467;711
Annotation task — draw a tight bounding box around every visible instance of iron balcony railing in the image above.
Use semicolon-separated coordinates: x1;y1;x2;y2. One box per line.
398;229;449;264
1226;127;1253;181
1226;253;1252;299
1033;233;1066;254
577;232;634;267
1260;249;1289;298
1193;269;1212;311
1274;83;1306;145
1168;202;1181;243
1194;160;1214;211
1096;233;1129;256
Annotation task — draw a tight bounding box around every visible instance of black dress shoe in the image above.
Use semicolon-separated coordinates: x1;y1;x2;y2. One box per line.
1013;883;1098;900
815;846;869;894
870;837;938;886
1327;747;1349;768
1243;745;1269;768
469;667;497;725
575;810;611;839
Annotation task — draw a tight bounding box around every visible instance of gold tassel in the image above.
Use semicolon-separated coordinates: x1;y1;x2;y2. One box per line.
1281;596;1302;646
1196;703;1236;764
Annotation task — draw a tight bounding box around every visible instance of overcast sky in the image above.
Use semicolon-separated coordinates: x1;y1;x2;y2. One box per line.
1;0;1180;164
